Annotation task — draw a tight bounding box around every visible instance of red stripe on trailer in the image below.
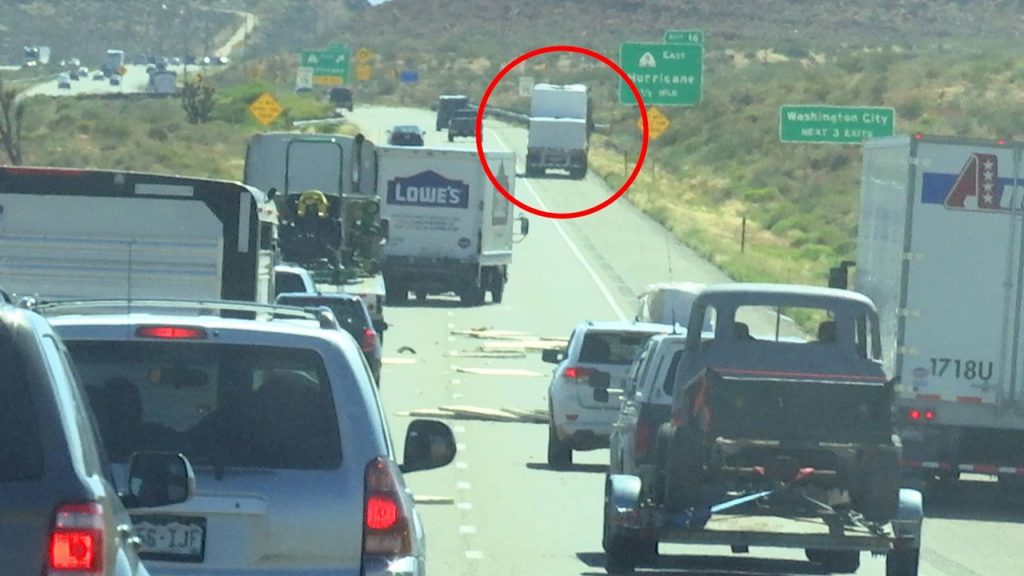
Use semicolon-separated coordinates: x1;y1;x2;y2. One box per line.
915;393;941;401
956;396;984;403
972;465;999;474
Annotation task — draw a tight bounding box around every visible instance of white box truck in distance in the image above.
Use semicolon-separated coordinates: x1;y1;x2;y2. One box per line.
836;134;1024;488
377;146;528;305
0;167;277;303
527;83;591;179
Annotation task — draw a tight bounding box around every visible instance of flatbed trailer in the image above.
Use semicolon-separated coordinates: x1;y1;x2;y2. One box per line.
604;474;923;576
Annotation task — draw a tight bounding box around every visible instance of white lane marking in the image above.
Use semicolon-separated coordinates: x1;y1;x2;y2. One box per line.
454;425;466;433
487;128;627;321
456;442;468;451
447;311;454;317
456;481;472;490
452;392;464;400
447;323;456;329
452;378;462;385
455;461;469;470
456;501;473;510
459;525;477;535
465;550;485;560
447;336;455;342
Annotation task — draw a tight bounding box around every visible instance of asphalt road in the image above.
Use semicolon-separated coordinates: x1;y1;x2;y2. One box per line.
347;106;1024;576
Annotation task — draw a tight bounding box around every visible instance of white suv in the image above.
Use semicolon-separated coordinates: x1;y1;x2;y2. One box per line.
543;321;672;468
39;299;455;576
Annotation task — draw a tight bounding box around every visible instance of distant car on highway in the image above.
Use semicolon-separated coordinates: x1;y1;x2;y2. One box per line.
387;125;426;147
543;321;673;467
42;299;456;575
170;56;182;65
276;291;385;384
330;87;354;111
56;73;71;89
93;71;105;81
447;108;477;142
68;69;80;81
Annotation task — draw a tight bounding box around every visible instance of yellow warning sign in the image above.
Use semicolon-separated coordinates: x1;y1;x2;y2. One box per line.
118;65;127;76
355;48;374;63
355;63;373;82
636;106;670;141
248;92;283;126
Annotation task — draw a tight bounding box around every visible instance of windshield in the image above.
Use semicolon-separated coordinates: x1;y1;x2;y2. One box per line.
578;331;654;365
65;340;342;470
277;295;370;338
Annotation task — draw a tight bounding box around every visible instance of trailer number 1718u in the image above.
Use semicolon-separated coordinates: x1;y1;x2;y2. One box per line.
930;358;993;380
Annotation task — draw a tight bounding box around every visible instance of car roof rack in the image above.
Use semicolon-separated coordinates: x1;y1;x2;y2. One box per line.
24;298;341;331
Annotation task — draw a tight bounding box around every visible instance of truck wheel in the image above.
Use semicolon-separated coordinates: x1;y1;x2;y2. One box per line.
386;284;408;305
886;548;920;576
547;425;572;468
806;550;860;573
415;290;428;301
460;285;485;306
854;446;901;522
490;278;505;304
662;425;703;512
448;133;454;142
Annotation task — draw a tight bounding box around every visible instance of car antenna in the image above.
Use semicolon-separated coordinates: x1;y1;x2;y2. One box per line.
671;308;679;335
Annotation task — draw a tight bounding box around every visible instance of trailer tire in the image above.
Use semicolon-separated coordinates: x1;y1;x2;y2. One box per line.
548;425;572;468
448;133;454;142
386;284;408;305
415;290;427;301
886;547;919;576
661;425;703;512
854;446;901;522
806;550;860;573
490;277;505;304
459;285;485;306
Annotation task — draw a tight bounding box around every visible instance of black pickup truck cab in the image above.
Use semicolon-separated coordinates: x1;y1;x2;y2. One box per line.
659;283;899;520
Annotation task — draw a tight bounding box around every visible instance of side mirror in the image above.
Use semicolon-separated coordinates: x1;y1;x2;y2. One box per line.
379;219;390;241
593;388;610;403
518;216;530;237
541;348;563;364
401;420;456;473
267;187;278;201
373;319;389;332
125;452;195;508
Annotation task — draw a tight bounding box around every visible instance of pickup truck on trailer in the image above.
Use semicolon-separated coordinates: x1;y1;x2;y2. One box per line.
0;166;278;303
832;134;1024;490
603;284;922;576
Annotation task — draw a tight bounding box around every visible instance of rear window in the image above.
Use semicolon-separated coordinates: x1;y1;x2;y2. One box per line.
0;324;44;481
278;296;369;340
578;331;653;365
64;341;342;471
276;272;308;295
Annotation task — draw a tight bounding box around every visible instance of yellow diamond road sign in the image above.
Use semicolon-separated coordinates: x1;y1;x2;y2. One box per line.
636;106;670;141
355;48;373;63
249;92;282;126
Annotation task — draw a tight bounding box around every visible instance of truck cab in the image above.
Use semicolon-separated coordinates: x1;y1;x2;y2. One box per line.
435;95;469;131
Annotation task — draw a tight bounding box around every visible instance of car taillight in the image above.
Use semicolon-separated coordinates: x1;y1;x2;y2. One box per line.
563;366;594;380
907;408;937;422
634;420;655;459
135;325;207;340
363;457;412;557
361;327;377;353
48;503;103;574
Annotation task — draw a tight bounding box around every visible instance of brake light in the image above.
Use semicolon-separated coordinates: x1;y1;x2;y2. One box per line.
48;503;103;573
563;366;594;379
363;457;412;557
361;327;377;353
135;326;207;340
634;420;655;459
998;139;1007;145
908;408;937;422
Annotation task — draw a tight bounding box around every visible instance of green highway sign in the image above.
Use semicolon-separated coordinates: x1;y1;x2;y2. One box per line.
664;30;703;44
619;42;703;106
779;105;896;144
301;46;349;84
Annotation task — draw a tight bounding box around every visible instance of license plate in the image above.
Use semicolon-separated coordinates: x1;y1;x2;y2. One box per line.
131;515;206;562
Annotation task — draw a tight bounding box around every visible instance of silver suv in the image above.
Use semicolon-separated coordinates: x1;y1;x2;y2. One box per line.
40;300;455;576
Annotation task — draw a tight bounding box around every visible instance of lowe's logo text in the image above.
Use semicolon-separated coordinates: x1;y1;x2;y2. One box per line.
387;171;470;209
